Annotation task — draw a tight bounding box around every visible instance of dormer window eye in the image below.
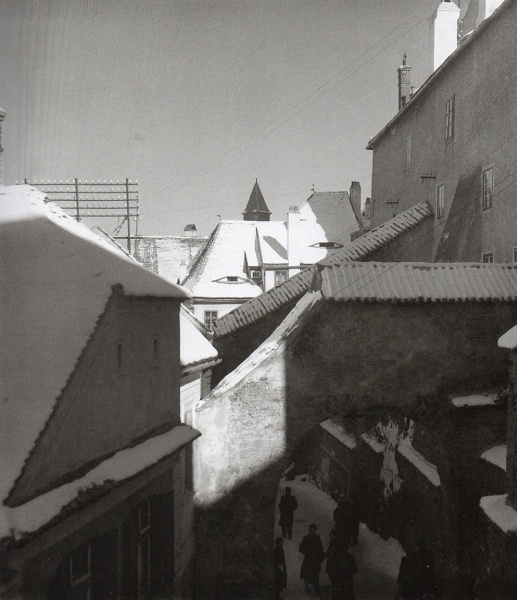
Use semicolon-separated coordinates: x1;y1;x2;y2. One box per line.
213;275;249;284
310;241;344;249
227;276;238;282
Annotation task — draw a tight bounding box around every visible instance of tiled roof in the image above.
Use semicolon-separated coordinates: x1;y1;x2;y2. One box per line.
212;201;432;337
320;262;517;303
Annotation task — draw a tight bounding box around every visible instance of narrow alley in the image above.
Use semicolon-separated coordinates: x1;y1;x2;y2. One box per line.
275;476;404;600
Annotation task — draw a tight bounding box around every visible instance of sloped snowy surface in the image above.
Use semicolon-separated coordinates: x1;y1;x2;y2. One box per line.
0;425;198;540
451;393;497;407
480;494;517;534
0;186;189;508
320;419;357;449
499;324;517;349
180;309;218;368
398;437;441;487
481;444;507;471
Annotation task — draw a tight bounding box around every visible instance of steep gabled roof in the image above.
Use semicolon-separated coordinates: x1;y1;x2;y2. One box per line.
0;186;189;517
243;180;271;220
320;261;517;303
213;200;432;337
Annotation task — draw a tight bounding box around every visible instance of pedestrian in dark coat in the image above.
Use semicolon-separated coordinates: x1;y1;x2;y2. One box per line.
278;486;298;539
397;551;424;600
348;494;360;545
274;537;287;599
326;531;358;600
333;497;353;544
299;523;324;595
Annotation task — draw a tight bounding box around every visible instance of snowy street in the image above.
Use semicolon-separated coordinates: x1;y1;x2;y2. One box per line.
275;476;404;600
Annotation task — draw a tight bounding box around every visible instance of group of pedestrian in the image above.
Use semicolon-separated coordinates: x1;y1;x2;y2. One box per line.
274;487;359;600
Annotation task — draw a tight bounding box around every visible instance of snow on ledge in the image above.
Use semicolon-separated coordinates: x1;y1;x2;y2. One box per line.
498;325;517;349
361;433;386;454
398;437;441;487
0;425;199;540
320;420;356;449
451;393;497;408
480;494;517;535
481;444;507;472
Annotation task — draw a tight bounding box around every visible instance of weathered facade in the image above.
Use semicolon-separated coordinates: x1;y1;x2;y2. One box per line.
367;0;517;263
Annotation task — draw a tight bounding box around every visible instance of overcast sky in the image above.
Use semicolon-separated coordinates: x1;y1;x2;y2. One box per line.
1;0;442;235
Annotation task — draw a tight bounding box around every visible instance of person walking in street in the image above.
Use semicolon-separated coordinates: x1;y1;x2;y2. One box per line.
325;530;358;600
348;493;360;545
274;537;287;600
299;523;325;595
396;550;424;600
333;496;353;545
279;486;298;539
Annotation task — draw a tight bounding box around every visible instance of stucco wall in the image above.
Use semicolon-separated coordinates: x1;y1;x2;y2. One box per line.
9;294;182;506
369;1;517;262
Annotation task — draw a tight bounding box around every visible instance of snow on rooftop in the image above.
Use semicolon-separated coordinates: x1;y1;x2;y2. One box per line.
451;392;498;407
480;494;517;534
0;425;198;540
0;186;189;507
499;324;517;349
197;291;321;407
481;444;507;471
180;310;218;368
398;437;441;487
320;419;357;449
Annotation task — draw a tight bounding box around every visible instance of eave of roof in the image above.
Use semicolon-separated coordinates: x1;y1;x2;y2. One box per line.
366;0;514;150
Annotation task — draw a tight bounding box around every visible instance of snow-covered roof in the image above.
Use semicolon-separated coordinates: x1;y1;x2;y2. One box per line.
320;262;517;303
0;425;199;540
197;291;321;409
182;220;263;299
0;185;189;510
451;392;498;408
360;433;386;454
213;201;432;338
255;221;288;264
320;419;357;449
481;444;507;471
398;437;441;487
498;324;517;349
480;494;517;534
180;306;218;371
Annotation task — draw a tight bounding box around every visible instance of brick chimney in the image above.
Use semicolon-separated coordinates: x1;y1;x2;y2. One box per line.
287;206;302;277
431;0;460;72
363;197;373;220
398;53;412;110
349;181;361;221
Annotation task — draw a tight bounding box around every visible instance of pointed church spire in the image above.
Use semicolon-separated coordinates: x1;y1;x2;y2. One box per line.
242;179;271;221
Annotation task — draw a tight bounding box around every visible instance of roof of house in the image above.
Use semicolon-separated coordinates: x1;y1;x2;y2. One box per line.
180;306;219;371
213;200;432;337
181;220;264;299
0;185;190;513
243;180;271;218
320;261;517;303
366;0;514;150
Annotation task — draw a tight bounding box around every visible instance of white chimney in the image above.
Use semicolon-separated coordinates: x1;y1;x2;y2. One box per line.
287;206;302;276
431;0;461;71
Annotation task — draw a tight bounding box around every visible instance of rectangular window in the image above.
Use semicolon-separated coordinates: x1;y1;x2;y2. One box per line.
513;247;517;262
70;543;91;600
445;95;455;139
482;167;493;210
185;446;193;491
482;253;494;263
436;185;445;219
204;310;218;330
274;270;288;287
405;135;411;169
250;269;262;282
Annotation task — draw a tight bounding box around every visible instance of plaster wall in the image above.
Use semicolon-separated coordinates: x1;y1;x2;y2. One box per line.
369;1;517;262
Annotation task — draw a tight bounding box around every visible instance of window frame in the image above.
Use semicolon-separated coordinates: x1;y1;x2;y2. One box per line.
69;542;92;600
405;134;411;170
445;95;455;140
137;501;151;599
436;184;445;219
482;167;494;210
204;310;218;330
513;247;517;262
482;253;494;263
274;270;288;287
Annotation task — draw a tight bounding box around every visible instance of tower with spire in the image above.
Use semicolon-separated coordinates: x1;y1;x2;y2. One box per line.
242;179;271;221
398;52;412;110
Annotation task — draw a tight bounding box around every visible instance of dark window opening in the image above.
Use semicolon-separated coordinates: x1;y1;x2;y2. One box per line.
117;343;123;369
